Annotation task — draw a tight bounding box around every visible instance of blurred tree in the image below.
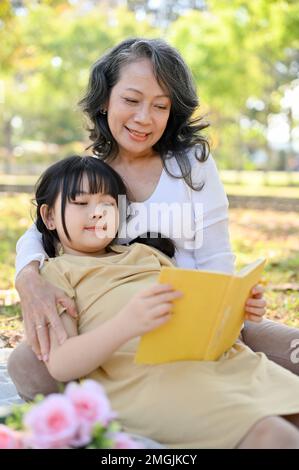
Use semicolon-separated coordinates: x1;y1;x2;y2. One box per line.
0;2;157;171
168;0;299;169
126;0;206;26
1;0;298;172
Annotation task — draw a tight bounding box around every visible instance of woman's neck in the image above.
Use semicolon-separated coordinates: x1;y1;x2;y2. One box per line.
115;149;159;166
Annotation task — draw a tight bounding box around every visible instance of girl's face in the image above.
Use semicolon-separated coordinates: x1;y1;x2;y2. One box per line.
41;175;119;257
107;59;171;159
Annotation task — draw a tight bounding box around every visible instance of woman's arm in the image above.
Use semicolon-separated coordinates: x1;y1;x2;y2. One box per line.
189;155;235;273
15;226;77;360
15;224;47;278
15;262;78;361
191;154;266;320
194;218;235;274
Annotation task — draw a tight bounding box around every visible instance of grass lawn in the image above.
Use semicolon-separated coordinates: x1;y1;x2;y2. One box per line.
225;184;299;199
0;193;298;347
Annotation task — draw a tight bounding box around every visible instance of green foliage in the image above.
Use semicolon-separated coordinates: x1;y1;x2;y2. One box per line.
0;194;32;288
87;421;120;449
5;402;34;430
0;2;299;168
0;3;157;151
167;0;299;168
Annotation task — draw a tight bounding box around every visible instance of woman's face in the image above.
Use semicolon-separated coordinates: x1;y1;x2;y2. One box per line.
107;59;171;158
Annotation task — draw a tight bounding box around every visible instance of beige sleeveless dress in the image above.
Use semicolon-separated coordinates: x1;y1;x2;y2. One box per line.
41;243;299;448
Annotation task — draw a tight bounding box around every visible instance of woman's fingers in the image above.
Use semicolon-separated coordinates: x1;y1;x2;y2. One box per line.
36;325;51;362
245;313;264;323
26;328;42;359
23;311;41;358
246;298;266;308
46;308;68;346
57;296;78;319
245;305;266;317
250;284;265;298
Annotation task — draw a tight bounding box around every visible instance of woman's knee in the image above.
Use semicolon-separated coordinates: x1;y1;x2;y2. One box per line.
242;319;299;375
237;416;299;449
7;341;59;401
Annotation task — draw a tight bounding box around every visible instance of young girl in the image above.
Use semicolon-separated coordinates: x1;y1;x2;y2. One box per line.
33;155;299;449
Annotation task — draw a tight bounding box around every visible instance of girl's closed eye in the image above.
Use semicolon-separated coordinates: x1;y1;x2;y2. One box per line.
70;197;88;205
101;202;116;207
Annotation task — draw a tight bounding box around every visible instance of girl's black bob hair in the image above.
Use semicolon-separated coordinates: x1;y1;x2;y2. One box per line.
34;155;127;258
34;155;176;259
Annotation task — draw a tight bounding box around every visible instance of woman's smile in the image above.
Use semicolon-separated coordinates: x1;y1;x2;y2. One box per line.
125;126;151;142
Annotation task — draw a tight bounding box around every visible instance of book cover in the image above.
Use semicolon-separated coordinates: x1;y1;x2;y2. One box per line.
135;258;266;364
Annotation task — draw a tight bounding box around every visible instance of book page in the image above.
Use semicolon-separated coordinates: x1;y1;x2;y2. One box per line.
237;258;266;277
209;258;266;359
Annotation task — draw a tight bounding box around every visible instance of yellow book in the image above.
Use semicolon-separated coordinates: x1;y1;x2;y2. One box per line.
135;258;266;364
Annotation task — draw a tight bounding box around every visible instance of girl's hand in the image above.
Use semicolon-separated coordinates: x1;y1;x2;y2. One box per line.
117;283;182;340
15;263;78;361
245;284;267;323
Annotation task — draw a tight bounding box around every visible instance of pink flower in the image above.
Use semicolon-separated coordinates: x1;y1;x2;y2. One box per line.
0;425;24;449
114;432;144;449
69;421;91;448
24;394;78;449
65;380;114;431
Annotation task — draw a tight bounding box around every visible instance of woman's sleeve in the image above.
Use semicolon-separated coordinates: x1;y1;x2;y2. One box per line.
15;224;48;278
190;154;236;274
194;218;236;274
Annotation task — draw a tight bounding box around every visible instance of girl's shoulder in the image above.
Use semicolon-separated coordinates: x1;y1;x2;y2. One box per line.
41;255;72;276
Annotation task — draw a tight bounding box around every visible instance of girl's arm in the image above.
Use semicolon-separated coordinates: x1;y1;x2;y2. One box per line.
47;312;130;382
46;283;182;382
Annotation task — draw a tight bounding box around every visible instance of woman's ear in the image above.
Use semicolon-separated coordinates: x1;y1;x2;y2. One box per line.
40;204;56;230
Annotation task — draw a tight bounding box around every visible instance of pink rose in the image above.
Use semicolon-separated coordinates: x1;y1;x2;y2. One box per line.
114;432;144;449
65;380;114;431
69;421;91;448
24;394;78;449
0;425;24;449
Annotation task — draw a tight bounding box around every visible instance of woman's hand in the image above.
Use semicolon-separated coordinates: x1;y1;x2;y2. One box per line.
117;283;182;340
15;262;78;361
245;284;267;323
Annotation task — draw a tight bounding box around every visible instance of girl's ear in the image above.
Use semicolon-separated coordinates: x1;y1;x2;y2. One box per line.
40;204;56;230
